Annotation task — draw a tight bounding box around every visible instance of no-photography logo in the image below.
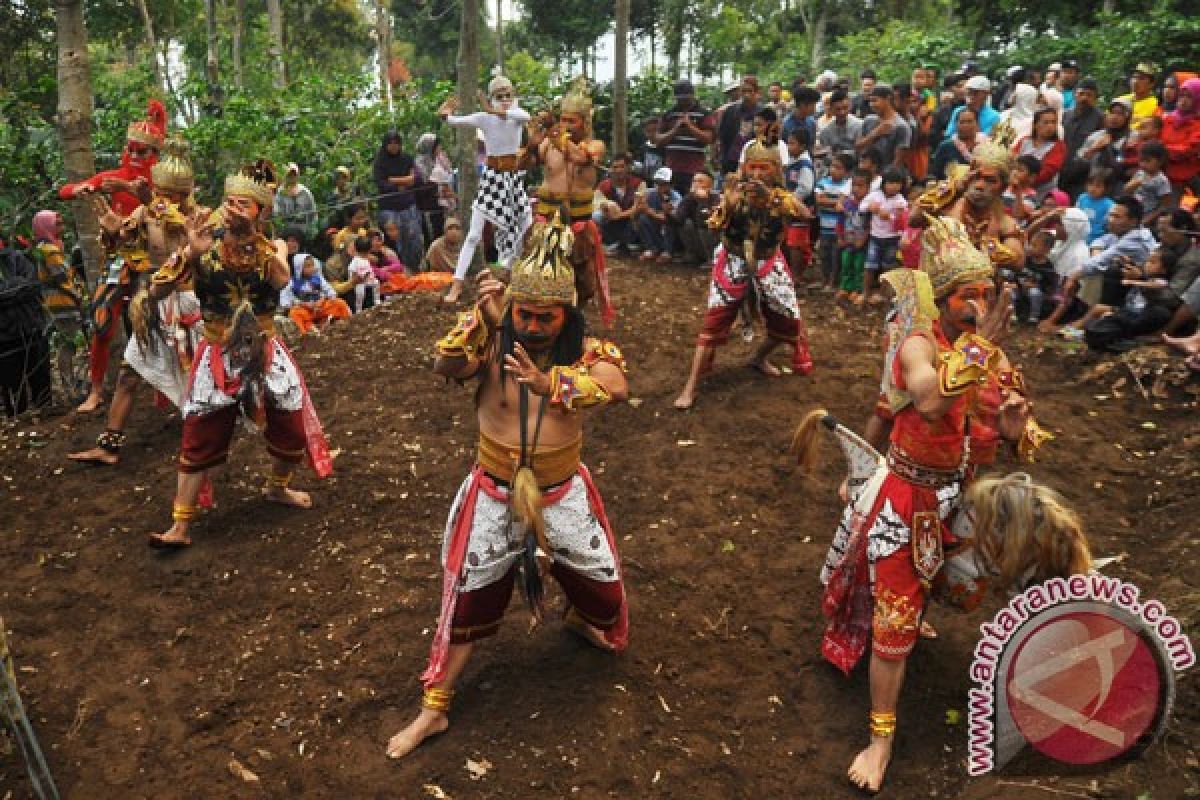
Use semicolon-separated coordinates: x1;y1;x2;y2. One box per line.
967;575;1195;774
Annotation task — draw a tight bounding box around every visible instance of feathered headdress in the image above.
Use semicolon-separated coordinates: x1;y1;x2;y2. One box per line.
127;99;167;149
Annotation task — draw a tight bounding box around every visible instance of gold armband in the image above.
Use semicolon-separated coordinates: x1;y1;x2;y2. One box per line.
578;338;628;373
937;333;999;397
1017;418;1054;462
435;304;494;359
916;180;959;215
980;236;1019;269
996;367;1027;397
548;366;612;411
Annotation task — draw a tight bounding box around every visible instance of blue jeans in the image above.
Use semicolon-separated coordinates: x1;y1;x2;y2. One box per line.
864;235;900;272
378;207;424;271
635;215;677;255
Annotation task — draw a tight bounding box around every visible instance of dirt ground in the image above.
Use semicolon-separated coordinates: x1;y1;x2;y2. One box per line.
2;257;1198;800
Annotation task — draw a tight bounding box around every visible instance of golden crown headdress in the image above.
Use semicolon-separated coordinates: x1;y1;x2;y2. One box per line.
151;135;195;193
559;76;593;118
224;159;277;208
508;213;576;307
970;118;1017;177
919;216;995;298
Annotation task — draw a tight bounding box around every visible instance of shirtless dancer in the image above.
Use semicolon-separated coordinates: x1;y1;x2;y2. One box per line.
387;215;630;758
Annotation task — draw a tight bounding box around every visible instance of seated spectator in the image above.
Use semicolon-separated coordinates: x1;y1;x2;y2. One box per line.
1124;141;1173;225
281;254;351;335
1076;168;1115;244
1082;239;1190;352
367;229;407;289
424;215;464;272
929;107;987;182
596;152;643;255
674;170;721;267
1004;155;1040;223
1013;107;1066;199
348;235;381;313
1010;229;1059;322
1161;78;1200;198
1076;99;1135;195
635;167;681;264
1156;211;1200;341
326;203;371;284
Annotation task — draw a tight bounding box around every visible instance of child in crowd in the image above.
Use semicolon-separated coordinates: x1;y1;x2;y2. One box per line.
348;235;380;312
813;152;854;291
281;254;351;335
1076;168;1114;244
1124;141;1172;224
1041;189;1070;212
858;148;883;192
784;129;816;281
837;169;873;305
368;228;407;291
861;166;908;303
1011;229;1059;323
1004;154;1040;223
899;182;928;269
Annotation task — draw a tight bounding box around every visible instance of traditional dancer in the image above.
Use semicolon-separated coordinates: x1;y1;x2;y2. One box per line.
386;215;629;759
146;161;332;548
673;134;815;410
911;122;1025;273
61;100;168;412
794;219;1057;793
525;79;615;325
439;68;533;305
68;137;206;466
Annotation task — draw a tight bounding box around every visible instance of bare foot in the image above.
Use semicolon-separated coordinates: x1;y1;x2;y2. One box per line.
673;388;697;411
442;285;463;305
76;391;105;414
67;447;119;466
750;359;782;377
1162;333;1200;355
148;521;192;549
266;486;313;508
564;609;617;652
386;708;449;759
847;736;893;793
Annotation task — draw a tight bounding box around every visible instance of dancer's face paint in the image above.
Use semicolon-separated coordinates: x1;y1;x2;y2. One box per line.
944;281;994;334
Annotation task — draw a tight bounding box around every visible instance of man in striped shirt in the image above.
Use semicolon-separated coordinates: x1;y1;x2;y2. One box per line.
654;80;716;198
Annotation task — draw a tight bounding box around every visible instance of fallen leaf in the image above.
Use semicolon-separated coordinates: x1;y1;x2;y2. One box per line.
423;785;449;799
1140;421;1157;430
465;757;492;780
657;694;672;713
676;439;696;447
720;539;735;553
228;758;260;783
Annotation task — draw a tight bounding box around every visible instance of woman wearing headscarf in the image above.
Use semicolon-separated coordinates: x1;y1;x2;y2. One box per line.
280;253;351;335
414;133;456;240
1000;83;1039;139
1161;78;1200;197
373;131;426;272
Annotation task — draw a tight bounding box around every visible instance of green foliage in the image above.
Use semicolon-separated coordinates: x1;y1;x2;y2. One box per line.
505;50;555;109
825;21;972;84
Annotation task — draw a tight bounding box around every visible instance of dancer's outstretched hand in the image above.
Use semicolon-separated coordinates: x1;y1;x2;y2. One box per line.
504;342;552;396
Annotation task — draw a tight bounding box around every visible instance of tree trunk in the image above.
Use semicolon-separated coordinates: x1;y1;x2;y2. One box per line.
204;0;219;86
265;0;287;90
808;1;828;73
232;0;246;88
613;0;630;155
133;0;167;95
53;0;104;281
494;0;504;70
457;0;481;269
375;0;393;111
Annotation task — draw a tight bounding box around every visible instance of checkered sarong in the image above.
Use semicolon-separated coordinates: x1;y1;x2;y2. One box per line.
473;166;531;265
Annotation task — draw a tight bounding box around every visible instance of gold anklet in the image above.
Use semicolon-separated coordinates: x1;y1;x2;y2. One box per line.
869;711;897;738
172;503;199;522
422;687;455;714
266;472;292;488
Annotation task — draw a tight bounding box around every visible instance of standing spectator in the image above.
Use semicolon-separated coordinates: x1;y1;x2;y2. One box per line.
635;167;681;263
711;82;742;162
274;163;318;240
1161;78;1200;198
813;152;854;291
31;210;85;384
837;169;873;304
1118;63;1161;132
782;87;820;155
929;107;987;181
766;81;790;117
945;75;1000;139
716;75;764;177
1059;59;1082;110
740;108;789;165
596;152;643;254
896;84;931;181
656;80;716;197
0;239;51;415
327;165;363;230
851;70;877;118
1059;78;1104;198
861;166;909;303
783;129;816;279
674;170;721;267
639;117;664;178
1013;107;1067;198
931;73;966;145
1001;84;1039;140
1161;73;1182;114
816;88;863;166
1077;99;1135;195
373;130;425;271
857;86;911;169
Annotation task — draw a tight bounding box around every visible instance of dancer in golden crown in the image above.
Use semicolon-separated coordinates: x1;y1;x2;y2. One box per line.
386;214;629;759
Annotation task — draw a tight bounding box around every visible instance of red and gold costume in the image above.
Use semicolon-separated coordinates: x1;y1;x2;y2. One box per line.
59;99;165;217
820;219;1047;674
422;217;629;689
697;138;814;374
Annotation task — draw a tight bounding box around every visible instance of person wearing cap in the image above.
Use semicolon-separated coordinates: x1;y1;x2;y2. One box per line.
1119;62;1161;131
1059;59;1082;110
944;75;999;140
633;167;681;263
1060;77;1105;197
716;75;764;178
655;79;716;196
273;162;318;240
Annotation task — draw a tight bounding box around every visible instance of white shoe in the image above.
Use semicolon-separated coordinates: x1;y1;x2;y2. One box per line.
603;243;620;255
